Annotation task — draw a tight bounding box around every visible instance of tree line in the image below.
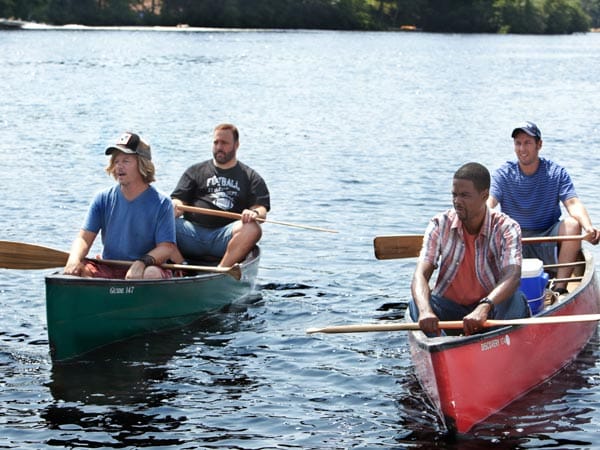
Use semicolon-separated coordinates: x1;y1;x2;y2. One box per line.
2;0;599;33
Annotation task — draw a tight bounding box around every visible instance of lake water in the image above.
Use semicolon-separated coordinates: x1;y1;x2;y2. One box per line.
1;28;600;449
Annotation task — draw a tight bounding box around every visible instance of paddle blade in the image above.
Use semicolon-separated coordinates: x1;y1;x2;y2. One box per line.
0;241;69;269
373;235;423;260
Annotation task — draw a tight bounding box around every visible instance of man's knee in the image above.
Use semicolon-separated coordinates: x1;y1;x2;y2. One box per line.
561;217;581;235
235;221;262;242
143;266;167;279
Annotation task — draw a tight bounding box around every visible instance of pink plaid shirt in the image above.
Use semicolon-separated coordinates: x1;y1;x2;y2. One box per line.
419;208;522;299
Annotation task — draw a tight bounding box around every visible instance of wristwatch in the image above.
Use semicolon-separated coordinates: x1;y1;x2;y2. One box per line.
137;254;156;266
478;297;495;313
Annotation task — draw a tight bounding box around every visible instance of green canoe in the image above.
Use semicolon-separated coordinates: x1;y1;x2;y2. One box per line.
45;247;260;362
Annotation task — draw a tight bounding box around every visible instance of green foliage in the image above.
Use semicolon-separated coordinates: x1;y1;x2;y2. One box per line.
494;0;546;33
2;0;593;33
580;0;600;26
373;0;591;32
420;0;499;33
390;0;426;27
43;0;149;25
544;0;591;32
160;0;373;29
0;0;16;18
1;0;47;20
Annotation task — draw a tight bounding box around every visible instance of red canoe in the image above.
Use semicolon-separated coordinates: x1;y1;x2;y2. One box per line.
407;248;600;433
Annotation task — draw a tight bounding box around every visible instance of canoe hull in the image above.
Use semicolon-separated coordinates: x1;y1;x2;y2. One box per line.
45;248;260;361
408;248;600;433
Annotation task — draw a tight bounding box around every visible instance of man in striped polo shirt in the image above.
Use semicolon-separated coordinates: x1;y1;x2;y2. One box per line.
488;121;600;296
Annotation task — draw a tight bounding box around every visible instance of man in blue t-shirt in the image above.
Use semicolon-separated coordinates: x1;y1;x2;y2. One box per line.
487;121;600;295
64;132;177;279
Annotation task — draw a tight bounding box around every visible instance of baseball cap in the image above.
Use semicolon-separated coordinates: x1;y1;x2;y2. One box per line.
511;121;541;140
105;132;152;160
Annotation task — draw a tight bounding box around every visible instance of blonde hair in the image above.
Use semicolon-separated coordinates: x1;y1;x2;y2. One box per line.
105;152;156;184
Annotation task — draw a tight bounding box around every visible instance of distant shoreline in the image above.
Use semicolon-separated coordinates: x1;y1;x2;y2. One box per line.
0;20;294;32
3;18;600;34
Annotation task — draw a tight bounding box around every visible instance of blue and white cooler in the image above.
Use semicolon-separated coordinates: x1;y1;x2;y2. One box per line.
520;258;550;315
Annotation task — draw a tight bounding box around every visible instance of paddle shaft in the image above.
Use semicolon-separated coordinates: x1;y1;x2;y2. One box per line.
543;261;585;269
306;314;600;334
95;258;242;280
373;234;587;260
0;241;241;279
98;258;241;280
178;205;338;233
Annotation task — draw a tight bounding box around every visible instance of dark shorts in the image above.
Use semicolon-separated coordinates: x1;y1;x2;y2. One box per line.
522;222;561;265
409;290;531;322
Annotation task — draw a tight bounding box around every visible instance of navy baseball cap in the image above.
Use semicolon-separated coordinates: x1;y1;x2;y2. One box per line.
105;132;152;160
511;121;541;140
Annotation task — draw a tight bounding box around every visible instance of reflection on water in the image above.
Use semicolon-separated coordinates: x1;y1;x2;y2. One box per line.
43;303;265;448
48;335;188;405
47;297;263;403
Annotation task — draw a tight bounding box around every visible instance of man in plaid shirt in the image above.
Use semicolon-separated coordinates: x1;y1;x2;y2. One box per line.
410;162;530;336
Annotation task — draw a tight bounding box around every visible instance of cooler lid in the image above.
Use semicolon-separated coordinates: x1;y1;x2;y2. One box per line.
522;258;543;277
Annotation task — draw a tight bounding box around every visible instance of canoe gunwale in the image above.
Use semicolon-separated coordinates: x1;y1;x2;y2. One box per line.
45;247;260;287
47;268;227;287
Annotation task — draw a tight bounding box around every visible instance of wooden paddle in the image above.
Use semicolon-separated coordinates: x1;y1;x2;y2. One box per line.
171;262;241;278
178;205;338;234
373;234;587;260
543;261;585;270
94;258;242;281
0;240;242;280
0;241;70;270
306;314;600;334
